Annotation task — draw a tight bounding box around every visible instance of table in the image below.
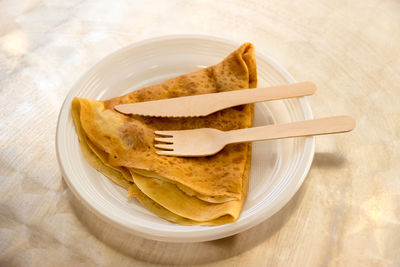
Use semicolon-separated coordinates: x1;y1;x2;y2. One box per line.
1;0;399;266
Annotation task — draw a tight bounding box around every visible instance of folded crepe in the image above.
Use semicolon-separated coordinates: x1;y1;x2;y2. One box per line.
71;43;257;225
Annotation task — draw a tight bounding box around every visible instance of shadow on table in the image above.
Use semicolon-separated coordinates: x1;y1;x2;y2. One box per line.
68;152;342;265
312;152;346;169
68;184;304;265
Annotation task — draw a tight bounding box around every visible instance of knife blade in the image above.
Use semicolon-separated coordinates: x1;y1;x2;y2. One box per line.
114;81;317;117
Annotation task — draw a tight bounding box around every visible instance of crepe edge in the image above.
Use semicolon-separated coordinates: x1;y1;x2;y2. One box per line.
71;98;244;225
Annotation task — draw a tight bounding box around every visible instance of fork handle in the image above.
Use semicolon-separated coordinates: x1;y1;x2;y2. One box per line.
225;116;356;144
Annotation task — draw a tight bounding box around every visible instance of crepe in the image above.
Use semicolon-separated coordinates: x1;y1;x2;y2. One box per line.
71;43;257;225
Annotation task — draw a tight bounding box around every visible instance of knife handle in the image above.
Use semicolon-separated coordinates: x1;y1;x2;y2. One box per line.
208;81;317;114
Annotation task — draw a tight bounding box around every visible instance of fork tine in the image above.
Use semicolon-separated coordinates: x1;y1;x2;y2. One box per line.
155;130;176;136
154;143;174;150
154;137;174;143
156;150;175;156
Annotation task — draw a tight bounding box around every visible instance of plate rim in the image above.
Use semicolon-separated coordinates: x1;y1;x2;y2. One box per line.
56;34;315;242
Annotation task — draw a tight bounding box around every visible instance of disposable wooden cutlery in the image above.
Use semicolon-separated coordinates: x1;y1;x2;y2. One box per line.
154;116;356;156
115;82;317;117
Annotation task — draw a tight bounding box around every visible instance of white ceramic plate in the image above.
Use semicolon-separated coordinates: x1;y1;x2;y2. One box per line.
56;35;315;243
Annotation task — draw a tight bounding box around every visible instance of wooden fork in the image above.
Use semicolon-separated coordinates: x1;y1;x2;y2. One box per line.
154;116;355;157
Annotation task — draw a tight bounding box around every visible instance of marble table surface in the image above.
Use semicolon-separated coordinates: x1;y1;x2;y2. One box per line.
1;0;399;266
